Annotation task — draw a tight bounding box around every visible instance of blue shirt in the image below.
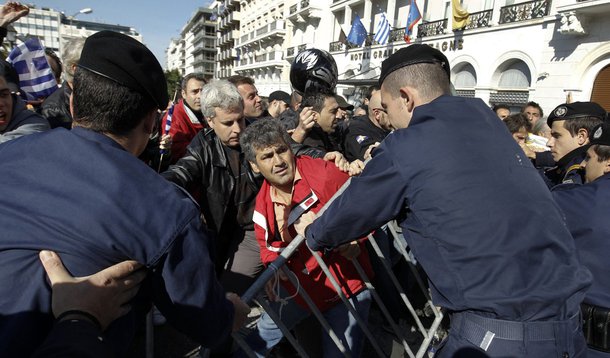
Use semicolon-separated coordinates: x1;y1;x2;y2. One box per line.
553;173;610;308
306;95;591;321
0;127;233;356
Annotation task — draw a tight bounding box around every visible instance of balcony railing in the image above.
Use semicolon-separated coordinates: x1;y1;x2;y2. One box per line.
388;27;406;42
417;19;447;37
257;26;268;36
329;41;343;52
499;0;551;24
289;0;313;16
287;47;295;57
464;10;493;30
255;54;266;62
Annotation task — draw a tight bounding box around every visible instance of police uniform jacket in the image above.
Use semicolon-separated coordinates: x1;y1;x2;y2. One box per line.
343;115;389;162
0;127;234;356
553;173;610;308
544;145;587;188
306;95;591;321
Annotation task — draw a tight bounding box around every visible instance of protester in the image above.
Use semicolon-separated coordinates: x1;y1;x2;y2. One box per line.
161;72;207;163
0;61;50;143
0;31;249;356
41;37;85;129
228;75;264;122
267;90;290;119
492;103;510;119
302;44;591;357
240;119;372;357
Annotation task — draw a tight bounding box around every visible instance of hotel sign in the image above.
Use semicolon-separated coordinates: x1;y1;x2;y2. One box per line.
349;39;464;62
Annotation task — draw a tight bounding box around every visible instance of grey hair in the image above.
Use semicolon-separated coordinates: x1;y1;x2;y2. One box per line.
62;37;86;84
201;80;244;118
382;62;451;102
240;118;293;163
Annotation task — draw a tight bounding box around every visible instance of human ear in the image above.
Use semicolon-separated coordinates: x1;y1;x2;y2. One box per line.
249;161;260;174
577;128;589;145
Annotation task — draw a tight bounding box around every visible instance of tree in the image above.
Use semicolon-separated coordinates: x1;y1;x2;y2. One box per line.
164;69;182;102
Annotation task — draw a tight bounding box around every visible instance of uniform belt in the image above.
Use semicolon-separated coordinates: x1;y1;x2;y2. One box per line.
581;302;610;352
451;311;580;351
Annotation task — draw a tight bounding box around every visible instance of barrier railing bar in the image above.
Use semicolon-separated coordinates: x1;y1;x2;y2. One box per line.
416;311;444;358
387;222;443;319
280;265;351;357
309;249;387;358
241;234;306;304
232;328;258;358
252;293;310;358
366;233;429;337
351;259;415;358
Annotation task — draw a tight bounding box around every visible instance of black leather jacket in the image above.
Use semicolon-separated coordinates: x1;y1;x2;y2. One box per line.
41;82;72;129
162;128;325;234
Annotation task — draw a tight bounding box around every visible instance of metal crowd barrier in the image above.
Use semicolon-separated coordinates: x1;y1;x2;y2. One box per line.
231;220;445;358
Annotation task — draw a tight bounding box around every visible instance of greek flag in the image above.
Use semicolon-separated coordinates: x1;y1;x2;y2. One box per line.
374;13;391;45
160;102;175;155
6;37;57;100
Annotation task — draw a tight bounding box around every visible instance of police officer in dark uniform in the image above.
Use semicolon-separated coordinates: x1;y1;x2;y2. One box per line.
343;85;391;161
0;31;249;356
553;122;610;357
302;44;591;357
544;101;606;187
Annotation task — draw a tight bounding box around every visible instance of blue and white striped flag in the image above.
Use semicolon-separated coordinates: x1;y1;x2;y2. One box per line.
374;13;391;45
6;37;57;100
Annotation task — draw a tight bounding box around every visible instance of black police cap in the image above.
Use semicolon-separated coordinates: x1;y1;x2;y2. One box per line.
590;122;610;146
78;31;168;109
547;101;607;127
379;44;450;86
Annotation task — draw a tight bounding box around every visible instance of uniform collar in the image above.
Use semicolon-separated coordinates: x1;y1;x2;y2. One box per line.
71;126;128;152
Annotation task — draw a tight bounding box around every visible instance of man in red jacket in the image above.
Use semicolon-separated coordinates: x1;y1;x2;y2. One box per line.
239;119;372;357
162;73;207;163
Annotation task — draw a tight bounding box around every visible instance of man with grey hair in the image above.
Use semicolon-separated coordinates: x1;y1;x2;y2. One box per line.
41;37;86;129
163;79;263;295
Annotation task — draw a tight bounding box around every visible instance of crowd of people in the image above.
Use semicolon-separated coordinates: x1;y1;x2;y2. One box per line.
0;2;609;358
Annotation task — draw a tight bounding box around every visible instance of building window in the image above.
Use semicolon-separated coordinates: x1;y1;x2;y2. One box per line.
591;64;610;111
453;63;477;98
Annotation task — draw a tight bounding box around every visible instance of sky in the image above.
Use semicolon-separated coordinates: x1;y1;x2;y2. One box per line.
25;0;213;68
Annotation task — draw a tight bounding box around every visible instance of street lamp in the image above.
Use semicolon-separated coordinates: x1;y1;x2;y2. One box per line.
70;8;93;18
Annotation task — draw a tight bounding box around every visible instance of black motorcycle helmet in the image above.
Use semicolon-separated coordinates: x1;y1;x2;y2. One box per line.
290;48;338;95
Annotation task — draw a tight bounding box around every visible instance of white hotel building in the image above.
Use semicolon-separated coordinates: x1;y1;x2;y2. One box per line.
213;0;609;113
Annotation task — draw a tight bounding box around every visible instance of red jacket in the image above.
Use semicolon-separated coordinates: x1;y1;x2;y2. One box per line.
253;156;372;312
162;99;206;163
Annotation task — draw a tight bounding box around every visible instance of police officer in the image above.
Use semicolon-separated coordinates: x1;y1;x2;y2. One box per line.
553;122;610;357
0;31;249;356
544;101;606;187
302;44;591;357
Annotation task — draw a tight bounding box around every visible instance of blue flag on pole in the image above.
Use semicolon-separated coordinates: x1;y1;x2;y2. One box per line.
404;0;422;43
6;38;58;100
347;14;367;47
374;13;391;45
